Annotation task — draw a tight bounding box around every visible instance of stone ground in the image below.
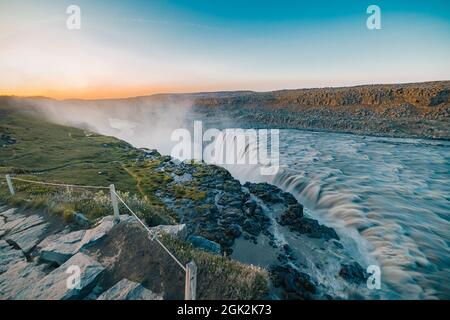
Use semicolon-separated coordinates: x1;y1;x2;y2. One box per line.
0;205;165;300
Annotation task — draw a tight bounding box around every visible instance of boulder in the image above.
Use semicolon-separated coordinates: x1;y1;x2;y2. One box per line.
149;224;187;240
187;235;221;254
74;212;90;228
79;216;114;247
26;252;105;300
97;279;163;300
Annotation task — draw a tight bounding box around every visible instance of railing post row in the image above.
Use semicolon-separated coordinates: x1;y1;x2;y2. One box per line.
5;175;15;196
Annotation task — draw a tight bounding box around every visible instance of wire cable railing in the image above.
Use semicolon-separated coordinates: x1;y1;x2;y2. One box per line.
3;174;197;300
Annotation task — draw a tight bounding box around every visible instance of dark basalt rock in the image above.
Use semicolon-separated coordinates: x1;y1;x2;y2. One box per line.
242;219;262;236
339;262;368;284
270;264;317;300
277;209;339;241
187;235;221;255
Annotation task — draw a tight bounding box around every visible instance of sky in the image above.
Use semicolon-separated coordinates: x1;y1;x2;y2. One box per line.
0;0;449;99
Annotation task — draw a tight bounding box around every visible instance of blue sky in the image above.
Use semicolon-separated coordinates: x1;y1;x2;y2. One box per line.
0;0;449;98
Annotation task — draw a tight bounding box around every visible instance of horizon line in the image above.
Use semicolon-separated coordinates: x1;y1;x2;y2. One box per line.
1;79;449;102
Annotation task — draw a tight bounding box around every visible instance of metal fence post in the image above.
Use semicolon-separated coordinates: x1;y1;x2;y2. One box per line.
109;184;120;223
5;175;15;196
185;261;197;300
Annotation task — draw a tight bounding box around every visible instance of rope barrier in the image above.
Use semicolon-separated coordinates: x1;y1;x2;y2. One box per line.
114;191;187;272
7;175;187;272
10;177;110;190
4;174;196;299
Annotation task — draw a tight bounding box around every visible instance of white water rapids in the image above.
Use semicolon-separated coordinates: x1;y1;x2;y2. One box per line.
215;130;450;299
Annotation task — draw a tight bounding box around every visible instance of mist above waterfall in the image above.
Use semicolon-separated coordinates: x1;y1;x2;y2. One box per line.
16;95;196;156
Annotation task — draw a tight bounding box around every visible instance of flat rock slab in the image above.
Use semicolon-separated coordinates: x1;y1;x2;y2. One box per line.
8;214;45;235
39;230;86;265
0;260;47;299
0;239;48;299
6;222;49;254
97;279;163;300
0;240;27;273
0;216;26;234
25;252;105;300
0;208;21;221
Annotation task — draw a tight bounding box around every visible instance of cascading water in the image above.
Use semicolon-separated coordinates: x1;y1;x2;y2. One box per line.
211;129;450;299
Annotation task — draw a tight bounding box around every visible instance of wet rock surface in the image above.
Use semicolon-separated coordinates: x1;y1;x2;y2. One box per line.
270;265;317;300
339;262;368;285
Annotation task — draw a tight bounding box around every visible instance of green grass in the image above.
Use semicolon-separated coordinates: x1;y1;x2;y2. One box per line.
0;105;175;224
163;235;269;300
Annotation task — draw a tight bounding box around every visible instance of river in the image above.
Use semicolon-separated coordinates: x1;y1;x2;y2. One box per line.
217;129;450;299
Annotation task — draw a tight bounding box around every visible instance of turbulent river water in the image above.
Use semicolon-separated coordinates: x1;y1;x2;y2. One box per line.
218;130;450;299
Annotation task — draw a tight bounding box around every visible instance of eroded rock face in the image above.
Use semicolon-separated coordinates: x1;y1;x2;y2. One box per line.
97;279;163;300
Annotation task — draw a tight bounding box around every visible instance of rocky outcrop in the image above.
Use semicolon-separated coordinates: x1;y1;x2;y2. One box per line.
39;215;133;265
0;207;164;300
190;81;450;139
